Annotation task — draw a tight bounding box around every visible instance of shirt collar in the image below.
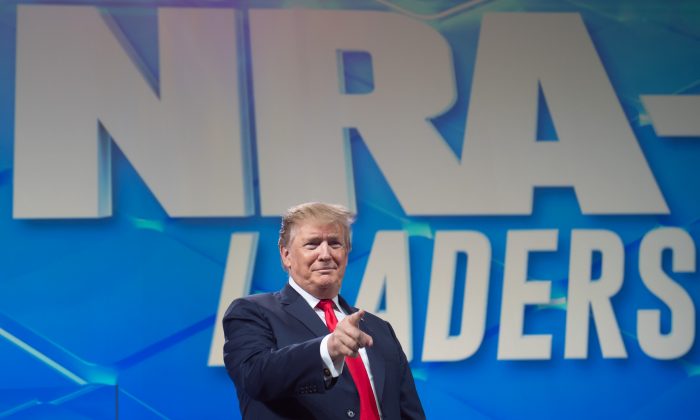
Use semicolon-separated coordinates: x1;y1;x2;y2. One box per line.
288;277;340;310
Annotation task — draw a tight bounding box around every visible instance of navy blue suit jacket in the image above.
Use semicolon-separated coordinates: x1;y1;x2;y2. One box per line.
223;284;425;419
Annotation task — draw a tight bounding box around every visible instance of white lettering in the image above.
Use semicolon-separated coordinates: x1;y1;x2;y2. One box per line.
250;9;457;215
498;230;557;360
422;231;491;361
208;233;258;366
355;231;413;361
462;13;668;215
638;228;696;359
565;230;626;359
15;6;251;218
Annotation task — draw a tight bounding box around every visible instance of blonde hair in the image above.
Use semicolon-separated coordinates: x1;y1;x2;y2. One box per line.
278;202;354;250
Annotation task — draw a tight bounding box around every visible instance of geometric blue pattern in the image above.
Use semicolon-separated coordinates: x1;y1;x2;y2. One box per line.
1;1;699;418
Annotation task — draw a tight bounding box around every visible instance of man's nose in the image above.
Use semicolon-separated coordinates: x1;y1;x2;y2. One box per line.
317;242;331;259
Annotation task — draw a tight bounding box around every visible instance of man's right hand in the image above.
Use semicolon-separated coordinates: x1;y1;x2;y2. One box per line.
327;310;374;363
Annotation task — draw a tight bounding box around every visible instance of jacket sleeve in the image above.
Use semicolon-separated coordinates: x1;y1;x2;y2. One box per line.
222;297;328;401
389;322;426;420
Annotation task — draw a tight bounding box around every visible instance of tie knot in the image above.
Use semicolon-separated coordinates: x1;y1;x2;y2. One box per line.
317;299;334;311
317;299;338;332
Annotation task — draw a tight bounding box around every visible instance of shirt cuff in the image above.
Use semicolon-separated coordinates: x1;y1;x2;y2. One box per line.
320;334;344;377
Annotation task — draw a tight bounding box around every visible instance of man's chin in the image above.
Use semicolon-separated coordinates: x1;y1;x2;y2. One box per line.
311;276;341;297
313;274;338;285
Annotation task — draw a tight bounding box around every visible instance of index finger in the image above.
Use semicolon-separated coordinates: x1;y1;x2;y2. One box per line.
345;309;365;326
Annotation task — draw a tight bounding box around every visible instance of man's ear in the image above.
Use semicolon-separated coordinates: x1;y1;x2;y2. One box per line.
280;244;291;269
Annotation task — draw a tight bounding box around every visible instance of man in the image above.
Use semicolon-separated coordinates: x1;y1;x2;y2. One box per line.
223;202;425;419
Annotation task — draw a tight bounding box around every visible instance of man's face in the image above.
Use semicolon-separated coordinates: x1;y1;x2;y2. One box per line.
280;219;349;299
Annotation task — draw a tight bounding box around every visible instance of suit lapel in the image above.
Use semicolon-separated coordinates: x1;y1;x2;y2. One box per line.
279;285;387;402
279;283;329;337
338;295;386;403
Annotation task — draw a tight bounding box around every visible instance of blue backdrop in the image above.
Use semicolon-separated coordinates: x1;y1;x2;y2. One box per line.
1;0;699;418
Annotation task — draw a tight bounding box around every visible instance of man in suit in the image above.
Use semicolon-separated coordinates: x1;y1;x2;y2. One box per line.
223;202;425;419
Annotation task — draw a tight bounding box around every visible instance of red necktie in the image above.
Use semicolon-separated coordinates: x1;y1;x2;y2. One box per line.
317;299;380;420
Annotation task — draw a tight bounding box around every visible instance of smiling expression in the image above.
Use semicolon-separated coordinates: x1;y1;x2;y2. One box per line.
280;220;349;299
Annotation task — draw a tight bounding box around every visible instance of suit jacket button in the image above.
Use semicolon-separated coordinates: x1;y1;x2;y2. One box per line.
346;409;356;418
